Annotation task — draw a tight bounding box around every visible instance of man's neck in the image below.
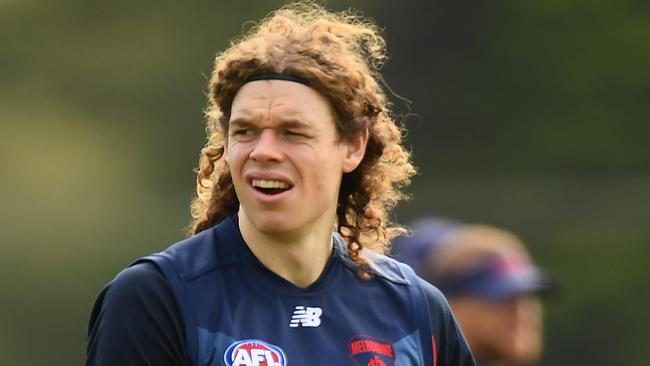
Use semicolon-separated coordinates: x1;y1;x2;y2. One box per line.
237;210;334;288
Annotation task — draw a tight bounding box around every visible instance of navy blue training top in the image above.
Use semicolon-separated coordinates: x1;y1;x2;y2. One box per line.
86;216;475;366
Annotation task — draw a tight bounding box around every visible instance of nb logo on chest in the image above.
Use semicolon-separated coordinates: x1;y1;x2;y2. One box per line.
289;305;322;328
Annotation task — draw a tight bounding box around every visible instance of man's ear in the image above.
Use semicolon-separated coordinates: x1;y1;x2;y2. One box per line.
222;135;229;163
342;128;369;173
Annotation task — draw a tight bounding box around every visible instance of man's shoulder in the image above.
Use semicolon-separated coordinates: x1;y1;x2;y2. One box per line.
143;217;241;281
106;261;169;301
335;237;413;286
365;248;413;285
367;250;450;308
414;274;452;311
338;240;449;305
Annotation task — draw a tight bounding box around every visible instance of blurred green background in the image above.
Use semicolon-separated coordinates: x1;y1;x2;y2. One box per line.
1;1;648;365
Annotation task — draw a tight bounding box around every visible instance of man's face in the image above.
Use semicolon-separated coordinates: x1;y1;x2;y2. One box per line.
225;80;366;237
450;295;543;365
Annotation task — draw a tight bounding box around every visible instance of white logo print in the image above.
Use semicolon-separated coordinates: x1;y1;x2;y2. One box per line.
289;306;322;328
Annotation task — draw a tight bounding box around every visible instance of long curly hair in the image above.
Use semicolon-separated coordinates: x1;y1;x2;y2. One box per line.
189;1;416;277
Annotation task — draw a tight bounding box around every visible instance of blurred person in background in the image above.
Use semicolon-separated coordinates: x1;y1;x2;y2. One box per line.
393;218;554;366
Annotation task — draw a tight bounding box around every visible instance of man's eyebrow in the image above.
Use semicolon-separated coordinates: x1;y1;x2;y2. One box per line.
278;118;312;129
229;116;315;129
228;117;256;128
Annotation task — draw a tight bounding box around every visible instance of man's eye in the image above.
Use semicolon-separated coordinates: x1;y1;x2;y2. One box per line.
284;130;305;137
232;129;255;136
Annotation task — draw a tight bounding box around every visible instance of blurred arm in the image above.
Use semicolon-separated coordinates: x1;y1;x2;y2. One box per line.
419;278;476;366
85;262;187;366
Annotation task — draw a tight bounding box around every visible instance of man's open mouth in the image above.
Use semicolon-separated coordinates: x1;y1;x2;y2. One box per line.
251;179;292;195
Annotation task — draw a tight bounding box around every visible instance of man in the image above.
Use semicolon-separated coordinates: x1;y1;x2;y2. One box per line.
394;218;554;366
86;3;475;366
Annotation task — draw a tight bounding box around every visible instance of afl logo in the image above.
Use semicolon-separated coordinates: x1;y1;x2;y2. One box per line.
224;339;287;366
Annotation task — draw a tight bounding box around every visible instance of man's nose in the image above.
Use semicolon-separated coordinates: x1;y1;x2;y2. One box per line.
249;129;284;162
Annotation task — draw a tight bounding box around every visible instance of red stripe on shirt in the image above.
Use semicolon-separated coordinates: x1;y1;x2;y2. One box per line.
432;336;438;366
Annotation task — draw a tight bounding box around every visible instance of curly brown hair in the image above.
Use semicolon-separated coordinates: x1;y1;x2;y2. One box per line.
189;1;415;277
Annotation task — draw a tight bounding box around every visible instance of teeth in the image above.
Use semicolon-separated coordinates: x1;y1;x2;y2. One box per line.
252;179;289;189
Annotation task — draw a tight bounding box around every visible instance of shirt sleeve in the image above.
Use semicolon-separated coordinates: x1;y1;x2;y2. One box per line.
85;262;188;366
418;277;476;366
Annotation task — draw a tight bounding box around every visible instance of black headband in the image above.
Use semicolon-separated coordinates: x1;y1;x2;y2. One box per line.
245;72;309;86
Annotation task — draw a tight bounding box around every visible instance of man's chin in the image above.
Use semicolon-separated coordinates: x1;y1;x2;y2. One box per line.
250;216;296;235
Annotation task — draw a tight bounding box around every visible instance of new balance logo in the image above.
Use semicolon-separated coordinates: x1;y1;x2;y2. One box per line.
289;306;322;328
